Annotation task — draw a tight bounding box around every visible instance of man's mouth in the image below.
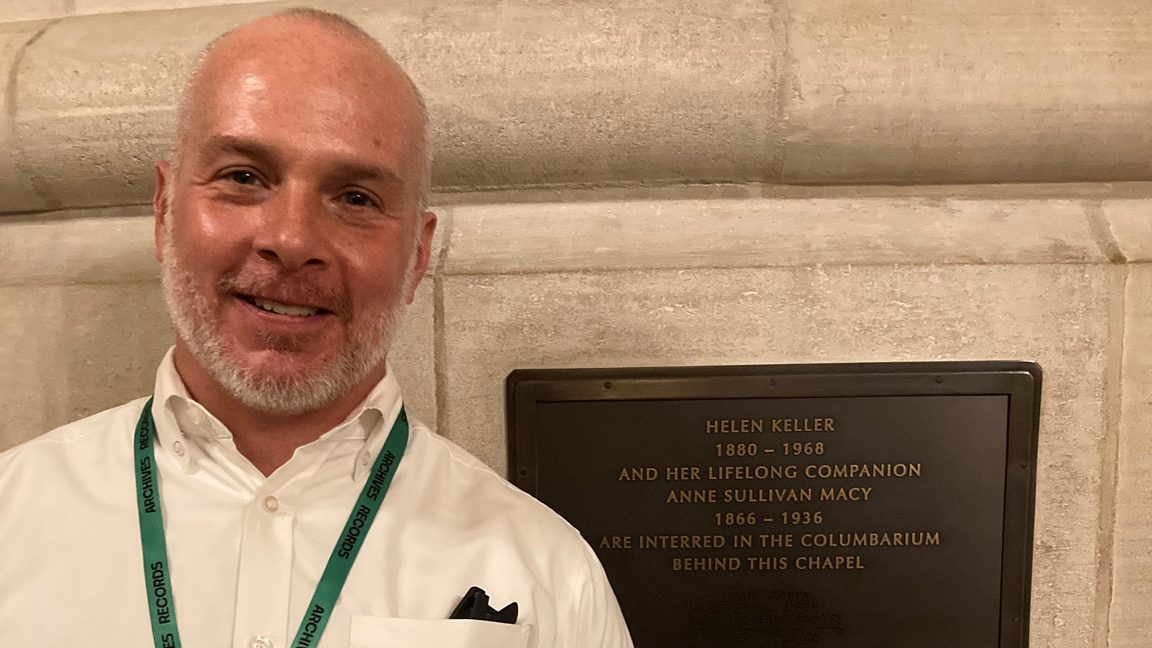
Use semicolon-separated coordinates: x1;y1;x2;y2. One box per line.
240;295;330;318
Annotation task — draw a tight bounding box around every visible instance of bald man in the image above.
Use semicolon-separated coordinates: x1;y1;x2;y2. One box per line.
0;9;632;648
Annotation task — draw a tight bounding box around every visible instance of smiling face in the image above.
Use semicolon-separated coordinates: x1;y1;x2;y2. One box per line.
154;17;435;416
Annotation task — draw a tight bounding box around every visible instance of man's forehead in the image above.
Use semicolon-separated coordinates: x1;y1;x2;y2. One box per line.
171;13;428;205
195;19;400;92
182;21;419;142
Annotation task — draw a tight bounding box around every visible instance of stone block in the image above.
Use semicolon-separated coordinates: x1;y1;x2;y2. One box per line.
71;0;271;16
1109;265;1152;648
783;0;1152;184
387;279;437;429
0;1;70;23
1102;199;1152;262
7;2;1152;214
440;262;1115;647
0;207;156;286
446;198;1104;274
0;282;173;451
387;206;447;428
330;0;782;191
0;20;52;212
10;3;283;211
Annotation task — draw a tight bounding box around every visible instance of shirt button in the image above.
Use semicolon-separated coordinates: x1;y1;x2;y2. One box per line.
262;495;280;513
172;440;185;457
249;636;272;648
360;453;370;467
187;409;205;427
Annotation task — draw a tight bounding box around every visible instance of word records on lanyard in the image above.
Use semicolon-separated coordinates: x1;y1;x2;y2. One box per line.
132;398;409;648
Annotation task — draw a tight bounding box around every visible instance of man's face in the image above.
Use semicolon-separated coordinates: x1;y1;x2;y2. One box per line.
155;27;434;415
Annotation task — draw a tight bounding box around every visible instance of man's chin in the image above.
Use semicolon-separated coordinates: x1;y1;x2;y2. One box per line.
228;355;338;388
176;312;397;415
217;365;342;416
231;340;337;368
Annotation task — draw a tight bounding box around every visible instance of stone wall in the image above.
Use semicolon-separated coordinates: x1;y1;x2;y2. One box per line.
4;0;1152;213
0;2;1149;647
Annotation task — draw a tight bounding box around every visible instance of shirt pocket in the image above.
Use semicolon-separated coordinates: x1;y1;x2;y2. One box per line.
349;616;531;648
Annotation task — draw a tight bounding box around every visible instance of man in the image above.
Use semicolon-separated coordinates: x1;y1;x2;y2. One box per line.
0;9;632;648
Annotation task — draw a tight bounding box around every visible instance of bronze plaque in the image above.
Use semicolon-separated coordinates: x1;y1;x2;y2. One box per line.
506;362;1040;648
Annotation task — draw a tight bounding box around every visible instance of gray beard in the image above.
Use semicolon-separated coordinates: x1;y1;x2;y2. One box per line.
159;213;411;416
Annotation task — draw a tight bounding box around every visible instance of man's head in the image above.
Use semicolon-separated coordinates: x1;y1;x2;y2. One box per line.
153;9;436;416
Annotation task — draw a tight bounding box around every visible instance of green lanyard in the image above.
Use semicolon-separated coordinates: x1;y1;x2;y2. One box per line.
133;397;410;648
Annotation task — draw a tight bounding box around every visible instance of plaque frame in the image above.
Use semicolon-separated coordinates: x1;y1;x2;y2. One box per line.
506;361;1041;648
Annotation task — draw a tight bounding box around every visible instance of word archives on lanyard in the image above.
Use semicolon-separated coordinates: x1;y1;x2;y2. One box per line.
133;397;410;648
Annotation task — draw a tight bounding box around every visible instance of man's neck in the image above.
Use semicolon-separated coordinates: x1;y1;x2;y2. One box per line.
172;345;386;476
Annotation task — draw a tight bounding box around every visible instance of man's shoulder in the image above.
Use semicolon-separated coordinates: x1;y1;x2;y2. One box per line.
0;396;147;466
408;421;554;511
406;421;589;545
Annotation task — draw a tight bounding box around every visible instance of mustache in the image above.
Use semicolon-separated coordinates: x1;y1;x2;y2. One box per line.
218;270;351;318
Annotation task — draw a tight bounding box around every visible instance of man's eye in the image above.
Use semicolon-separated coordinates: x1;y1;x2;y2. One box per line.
226;170;261;185
342;191;375;208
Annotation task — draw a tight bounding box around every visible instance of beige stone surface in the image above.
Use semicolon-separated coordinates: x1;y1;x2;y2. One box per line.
441;263;1115;646
337;0;782;191
2;0;782;212
1109;265;1152;648
0;282;173;450
1101;200;1152;262
0;207;156;286
386;280;437;430
72;0;273;16
0;1;70;23
10;3;281;211
0;20;51;212
783;0;1152;184
0;0;277;22
5;1;1152;213
446;198;1105;274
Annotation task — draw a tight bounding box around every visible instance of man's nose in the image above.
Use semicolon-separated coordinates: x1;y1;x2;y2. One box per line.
254;184;327;270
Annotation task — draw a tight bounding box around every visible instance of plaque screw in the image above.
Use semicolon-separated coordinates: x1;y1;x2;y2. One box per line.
603;381;612;389
935;376;944;384
519;469;528;476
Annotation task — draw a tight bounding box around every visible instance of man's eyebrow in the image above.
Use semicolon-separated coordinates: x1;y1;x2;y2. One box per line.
327;161;405;188
197;135;277;162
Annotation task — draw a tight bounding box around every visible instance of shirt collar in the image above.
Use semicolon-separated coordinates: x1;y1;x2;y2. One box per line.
150;347;405;479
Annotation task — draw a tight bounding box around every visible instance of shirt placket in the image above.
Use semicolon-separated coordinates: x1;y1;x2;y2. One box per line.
232;484;295;647
231;442;340;648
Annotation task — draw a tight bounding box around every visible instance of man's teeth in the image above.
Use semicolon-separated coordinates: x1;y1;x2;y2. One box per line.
251;297;319;317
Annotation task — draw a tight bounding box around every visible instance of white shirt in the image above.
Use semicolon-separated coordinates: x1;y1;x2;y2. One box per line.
0;350;632;648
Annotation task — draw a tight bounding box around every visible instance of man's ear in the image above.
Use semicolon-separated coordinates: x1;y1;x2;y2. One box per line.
153;160;172;263
406;210;438;304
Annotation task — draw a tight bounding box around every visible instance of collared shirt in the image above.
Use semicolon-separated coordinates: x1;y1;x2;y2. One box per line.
0;349;633;648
